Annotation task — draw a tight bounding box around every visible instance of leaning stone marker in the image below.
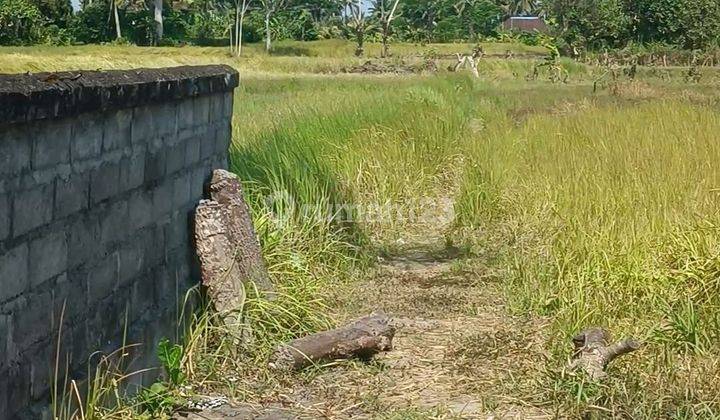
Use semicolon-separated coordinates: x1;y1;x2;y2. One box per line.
194;170;274;326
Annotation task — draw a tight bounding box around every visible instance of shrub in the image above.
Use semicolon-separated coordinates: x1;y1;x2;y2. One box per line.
0;0;46;45
71;0;114;44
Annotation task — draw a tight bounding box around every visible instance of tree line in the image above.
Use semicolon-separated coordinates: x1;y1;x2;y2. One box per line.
1;0;719;54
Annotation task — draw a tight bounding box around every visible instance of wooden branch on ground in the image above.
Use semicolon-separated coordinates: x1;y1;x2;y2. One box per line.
567;327;641;380
269;312;396;371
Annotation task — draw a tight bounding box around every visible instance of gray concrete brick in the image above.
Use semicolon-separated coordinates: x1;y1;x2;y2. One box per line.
130;106;154;145
166;142;186;175
90;161;121;204
12;184;53;237
28;231;67;288
0;244;29;302
12;290;52;351
215;122;232;155
119;153;145;193
0;367;8;417
191;166;208;199
165;213;189;250
152;181;174;219
199;130;216;161
130;277;155;324
119;244;145;288
54;172;89;219
140;226;164;268
32;120;71;169
86;252;119;303
29;343;51;400
51;271;85;323
223;91;234;118
193;96;211;127
0;314;9;371
208;93;225;122
0;193;8;241
99;200;128;246
103;109;132;152
172;173;192;209
144;151;166;184
132;104;177;145
128;190;153;231
67;216;100;269
177;100;194;130
7;363;30;415
67;322;87;368
210;92;233;123
71;118;103;161
155;102;178;137
184;134;202;166
0;126;31;177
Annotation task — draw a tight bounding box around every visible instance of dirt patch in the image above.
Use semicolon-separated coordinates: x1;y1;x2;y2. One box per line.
344;59;438;75
193;241;552;419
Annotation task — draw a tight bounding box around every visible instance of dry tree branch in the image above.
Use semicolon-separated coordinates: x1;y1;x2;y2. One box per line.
568;327;641;380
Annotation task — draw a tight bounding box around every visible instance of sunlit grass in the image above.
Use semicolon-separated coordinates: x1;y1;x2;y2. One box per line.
16;42;720;417
455;99;720;416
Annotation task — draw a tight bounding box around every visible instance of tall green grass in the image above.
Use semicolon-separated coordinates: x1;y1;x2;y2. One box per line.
456;99;720;416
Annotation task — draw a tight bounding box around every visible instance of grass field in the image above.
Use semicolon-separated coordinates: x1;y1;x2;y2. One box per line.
5;40;720;418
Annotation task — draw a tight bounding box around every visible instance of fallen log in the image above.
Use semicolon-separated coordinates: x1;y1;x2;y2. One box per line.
568;327;641;380
270;312;395;371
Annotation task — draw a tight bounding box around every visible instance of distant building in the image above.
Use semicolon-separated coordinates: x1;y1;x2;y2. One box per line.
502;16;549;33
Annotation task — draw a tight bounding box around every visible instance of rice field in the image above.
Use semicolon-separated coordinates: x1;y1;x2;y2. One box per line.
5;40;720;418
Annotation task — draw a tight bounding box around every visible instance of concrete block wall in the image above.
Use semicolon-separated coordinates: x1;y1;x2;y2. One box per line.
0;65;238;419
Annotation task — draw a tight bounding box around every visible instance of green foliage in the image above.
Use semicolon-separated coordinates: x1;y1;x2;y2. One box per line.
32;0;73;27
124;8;156;45
629;0;720;49
397;0;503;42
0;0;47;45
157;338;186;386
0;0;716;51
547;0;720;51
137;382;183;417
272;9;318;41
71;0;113;44
546;0;631;50
188;7;231;43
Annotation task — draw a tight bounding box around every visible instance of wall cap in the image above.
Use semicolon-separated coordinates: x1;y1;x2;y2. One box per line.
0;65;239;125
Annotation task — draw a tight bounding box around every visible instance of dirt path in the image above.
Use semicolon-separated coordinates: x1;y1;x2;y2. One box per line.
179;241;554;419
298;243;554;419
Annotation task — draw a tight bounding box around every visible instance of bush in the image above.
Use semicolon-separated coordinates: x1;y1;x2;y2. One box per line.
0;0;47;45
44;23;75;45
124;8;155;45
188;8;231;43
72;0;113;44
547;0;632;50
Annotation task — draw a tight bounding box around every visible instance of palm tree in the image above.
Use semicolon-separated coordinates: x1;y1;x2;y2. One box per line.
500;0;535;17
372;0;401;57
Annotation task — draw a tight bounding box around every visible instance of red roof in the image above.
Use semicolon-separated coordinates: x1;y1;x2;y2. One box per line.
502;17;549;32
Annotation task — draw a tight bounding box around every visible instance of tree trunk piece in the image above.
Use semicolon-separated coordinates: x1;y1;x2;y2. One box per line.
568;327;641;380
270;312;395;371
194;170;274;330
